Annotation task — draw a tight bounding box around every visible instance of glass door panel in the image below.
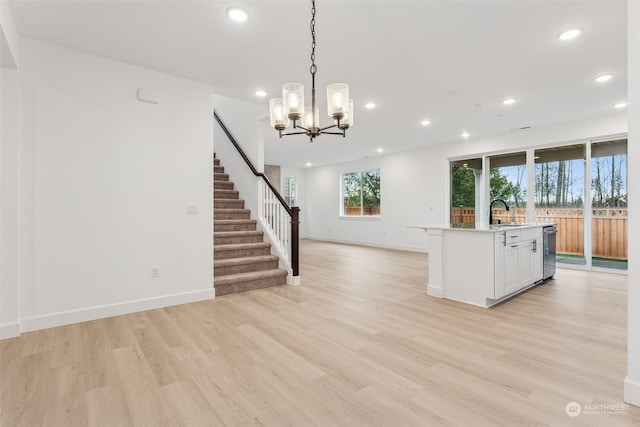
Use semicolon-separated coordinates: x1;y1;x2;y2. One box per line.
450;158;482;228
590;139;628;270
487;152;527;224
534;144;586;266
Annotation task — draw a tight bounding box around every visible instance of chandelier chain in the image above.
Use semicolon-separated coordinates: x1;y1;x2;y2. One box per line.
310;0;317;75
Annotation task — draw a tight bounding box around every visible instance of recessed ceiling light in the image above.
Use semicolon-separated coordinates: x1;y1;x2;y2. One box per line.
461;131;470;139
502;98;517;105
557;27;582;41
594;74;614;83
254;89;267;97
305;162;312;167
364;102;376;109
376;148;384;153
421;120;431;126
613;102;628;109
227;7;248;23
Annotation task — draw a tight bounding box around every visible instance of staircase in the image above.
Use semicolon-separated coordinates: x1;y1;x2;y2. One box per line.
214;154;288;296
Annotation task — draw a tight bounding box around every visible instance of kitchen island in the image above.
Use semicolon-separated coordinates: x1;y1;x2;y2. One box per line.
410;224;552;307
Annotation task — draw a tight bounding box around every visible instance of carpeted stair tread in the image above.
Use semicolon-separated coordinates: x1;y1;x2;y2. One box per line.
214;189;240;199
214;269;287;286
214;255;278;268
215;219;256;224
214;242;271;251
214;230;264;245
215;230;263;238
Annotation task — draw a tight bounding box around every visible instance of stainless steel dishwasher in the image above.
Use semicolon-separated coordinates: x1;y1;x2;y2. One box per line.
543;225;557;280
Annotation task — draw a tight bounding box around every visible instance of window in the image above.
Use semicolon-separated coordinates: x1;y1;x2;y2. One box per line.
284;177;297;206
341;169;381;216
488;151;527;223
450;158;482;227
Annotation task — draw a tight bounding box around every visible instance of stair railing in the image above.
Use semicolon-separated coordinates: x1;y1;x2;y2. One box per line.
214;112;300;280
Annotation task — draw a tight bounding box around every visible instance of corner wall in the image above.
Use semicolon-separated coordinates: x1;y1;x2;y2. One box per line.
0;1;20;338
15;39;214;333
625;0;640;407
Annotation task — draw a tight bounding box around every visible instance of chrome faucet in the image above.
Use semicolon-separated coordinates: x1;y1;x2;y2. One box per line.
489;199;510;225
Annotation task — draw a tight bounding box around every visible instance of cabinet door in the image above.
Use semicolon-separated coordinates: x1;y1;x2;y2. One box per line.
504;244;520;295
518;239;533;286
530;237;543;282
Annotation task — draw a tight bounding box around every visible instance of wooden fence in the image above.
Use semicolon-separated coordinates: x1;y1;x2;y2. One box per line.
344;206;381;216
451;207;628;260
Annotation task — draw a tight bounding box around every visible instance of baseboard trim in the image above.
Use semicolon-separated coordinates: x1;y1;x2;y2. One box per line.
625;376;640;407
427;285;443;298
304;236;428;254
19;288;215;334
287;275;301;286
0;322;21;339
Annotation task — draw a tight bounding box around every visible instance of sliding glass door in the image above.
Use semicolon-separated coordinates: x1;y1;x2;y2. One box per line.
590;139;628;270
449;138;628;272
534;144;586;266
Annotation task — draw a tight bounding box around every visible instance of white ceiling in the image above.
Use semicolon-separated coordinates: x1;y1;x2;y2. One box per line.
9;0;628;168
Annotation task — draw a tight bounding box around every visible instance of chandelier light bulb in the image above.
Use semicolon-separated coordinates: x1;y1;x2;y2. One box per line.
269;98;288;130
327;83;349;119
340;99;354;129
304;106;319;129
282;83;304;120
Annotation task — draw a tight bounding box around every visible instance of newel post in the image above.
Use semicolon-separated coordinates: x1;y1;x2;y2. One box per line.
291;206;300;277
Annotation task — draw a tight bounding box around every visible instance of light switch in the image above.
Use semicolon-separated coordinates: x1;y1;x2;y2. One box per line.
187;204;198;214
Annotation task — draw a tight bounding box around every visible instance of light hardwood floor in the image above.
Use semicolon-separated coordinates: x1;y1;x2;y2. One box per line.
1;239;639;426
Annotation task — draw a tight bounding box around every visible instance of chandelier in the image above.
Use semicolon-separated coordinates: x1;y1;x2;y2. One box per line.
268;0;353;143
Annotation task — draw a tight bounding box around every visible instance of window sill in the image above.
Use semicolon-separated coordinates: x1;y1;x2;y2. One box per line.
339;215;382;221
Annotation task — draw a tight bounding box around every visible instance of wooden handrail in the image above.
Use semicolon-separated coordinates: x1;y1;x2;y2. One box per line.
214;112;292;214
214;111;300;276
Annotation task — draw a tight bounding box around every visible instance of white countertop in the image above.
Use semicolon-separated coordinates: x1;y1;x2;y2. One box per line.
408;223;554;233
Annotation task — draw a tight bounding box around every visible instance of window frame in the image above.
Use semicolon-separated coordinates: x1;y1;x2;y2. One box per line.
340;169;381;217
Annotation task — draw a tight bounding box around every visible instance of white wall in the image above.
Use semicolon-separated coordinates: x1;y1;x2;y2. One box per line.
625;0;640;408
15;39;214;333
304;114;627;252
1;66;19;338
0;1;20;338
214;95;267;216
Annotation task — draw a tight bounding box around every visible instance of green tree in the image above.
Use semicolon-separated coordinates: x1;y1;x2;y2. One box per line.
362;170;381;206
489;168;512;201
451;165;475;207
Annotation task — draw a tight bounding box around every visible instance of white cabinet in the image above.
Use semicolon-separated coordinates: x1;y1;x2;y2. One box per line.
495;227;543;298
519;228;543;287
504;241;521;295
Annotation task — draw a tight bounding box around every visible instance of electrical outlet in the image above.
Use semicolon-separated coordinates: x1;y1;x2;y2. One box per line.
187;204;198;214
151;266;160;278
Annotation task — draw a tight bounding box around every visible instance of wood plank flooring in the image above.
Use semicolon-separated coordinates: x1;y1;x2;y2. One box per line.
1;239;639;426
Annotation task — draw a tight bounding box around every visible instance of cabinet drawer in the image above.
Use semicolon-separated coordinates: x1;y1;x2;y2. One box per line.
521;228;543;241
505;231;521;244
